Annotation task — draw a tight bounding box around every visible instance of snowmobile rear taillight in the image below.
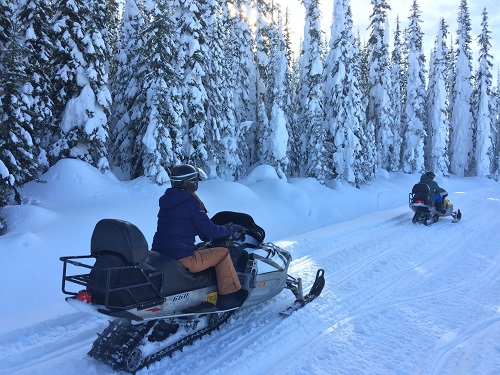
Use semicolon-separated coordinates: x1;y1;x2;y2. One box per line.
76;290;92;304
414;200;424;204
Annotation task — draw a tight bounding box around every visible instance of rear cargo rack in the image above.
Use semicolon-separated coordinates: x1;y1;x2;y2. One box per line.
60;255;165;311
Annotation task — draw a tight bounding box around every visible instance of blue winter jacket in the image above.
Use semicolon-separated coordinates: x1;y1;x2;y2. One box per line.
151;188;231;260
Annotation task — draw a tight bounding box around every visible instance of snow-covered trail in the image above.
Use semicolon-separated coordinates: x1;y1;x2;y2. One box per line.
1;187;499;375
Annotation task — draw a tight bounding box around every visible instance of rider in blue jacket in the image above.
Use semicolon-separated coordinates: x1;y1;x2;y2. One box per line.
419;171;446;212
151;164;247;310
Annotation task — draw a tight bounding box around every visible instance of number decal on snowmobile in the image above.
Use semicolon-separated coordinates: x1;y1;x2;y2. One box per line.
206;292;217;305
172;293;189;303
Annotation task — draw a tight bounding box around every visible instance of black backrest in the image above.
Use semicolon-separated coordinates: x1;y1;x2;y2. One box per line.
90;219;148;265
412;183;431;195
411;183;432;204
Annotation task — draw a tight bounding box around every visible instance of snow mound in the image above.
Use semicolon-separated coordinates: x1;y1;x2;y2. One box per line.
22;159;125;207
243;165;282;183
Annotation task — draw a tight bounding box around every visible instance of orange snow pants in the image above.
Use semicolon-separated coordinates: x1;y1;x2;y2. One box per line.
178;247;241;295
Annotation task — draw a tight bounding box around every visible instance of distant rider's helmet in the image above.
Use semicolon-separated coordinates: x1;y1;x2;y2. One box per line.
170;164;207;192
425;171;436;179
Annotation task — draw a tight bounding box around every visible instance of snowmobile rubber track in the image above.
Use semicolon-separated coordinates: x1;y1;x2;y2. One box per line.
280;269;325;317
88;318;155;371
88;311;235;373
135;311;234;372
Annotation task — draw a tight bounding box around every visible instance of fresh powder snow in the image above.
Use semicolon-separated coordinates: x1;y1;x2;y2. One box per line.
0;159;499;374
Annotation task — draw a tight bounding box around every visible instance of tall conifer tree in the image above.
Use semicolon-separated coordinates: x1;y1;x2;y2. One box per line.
449;0;473;176
472;8;494;177
173;0;213;170
426;18;450;176
390;17;403;171
324;0;365;185
132;0;184;184
367;0;394;171
0;11;39;205
262;15;291;178
110;0;149;178
17;0;55;170
50;0;112;171
401;0;427;173
297;0;326;182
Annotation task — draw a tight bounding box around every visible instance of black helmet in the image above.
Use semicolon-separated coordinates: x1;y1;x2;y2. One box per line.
170;164;207;192
425;171;436;179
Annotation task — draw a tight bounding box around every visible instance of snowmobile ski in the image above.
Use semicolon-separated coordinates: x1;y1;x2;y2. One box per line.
451;209;462;223
280;269;325;317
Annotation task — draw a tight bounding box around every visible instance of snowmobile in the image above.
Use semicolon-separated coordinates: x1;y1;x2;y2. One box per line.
60;211;325;373
409;183;461;225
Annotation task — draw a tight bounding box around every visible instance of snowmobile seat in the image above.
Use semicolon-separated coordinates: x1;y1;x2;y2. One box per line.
411;183;432;206
147;251;217;296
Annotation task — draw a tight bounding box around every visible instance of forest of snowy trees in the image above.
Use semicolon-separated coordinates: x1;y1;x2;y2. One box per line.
1;0;500;210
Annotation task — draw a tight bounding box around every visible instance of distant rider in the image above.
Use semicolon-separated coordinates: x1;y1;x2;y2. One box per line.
151;164;248;310
419;171;446;212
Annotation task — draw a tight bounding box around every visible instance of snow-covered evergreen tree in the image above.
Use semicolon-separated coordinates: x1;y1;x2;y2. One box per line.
205;1;241;179
449;0;473;176
426;18;450;176
367;0;394;172
173;0;213;170
50;0;112;171
289;48;302;177
132;0;184;184
261;15;291;178
0;0;10;62
253;0;276;166
92;0;120;62
229;0;256;126
0;12;39;205
281;7;296;177
110;0;147;177
324;0;364;186
446;32;456;134
297;0;326;182
494;71;500;180
390;16;403;171
401;0;427;174
357;34;377;181
226;0;257;177
472;8;494;177
17;0;54;171
282;7;301;177
224;0;257;179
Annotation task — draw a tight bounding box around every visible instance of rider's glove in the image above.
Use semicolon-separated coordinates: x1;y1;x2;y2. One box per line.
228;223;246;241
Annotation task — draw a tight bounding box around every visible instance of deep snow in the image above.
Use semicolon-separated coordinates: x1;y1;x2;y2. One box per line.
0;159;499;374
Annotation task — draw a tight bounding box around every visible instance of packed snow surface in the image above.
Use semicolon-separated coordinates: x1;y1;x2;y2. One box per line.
0;159;499;375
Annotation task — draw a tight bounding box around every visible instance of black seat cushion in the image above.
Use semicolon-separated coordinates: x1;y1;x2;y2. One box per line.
146;251;216;296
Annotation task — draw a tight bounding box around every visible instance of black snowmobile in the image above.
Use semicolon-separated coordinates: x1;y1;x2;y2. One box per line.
60;211;325;373
409;183;461;225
